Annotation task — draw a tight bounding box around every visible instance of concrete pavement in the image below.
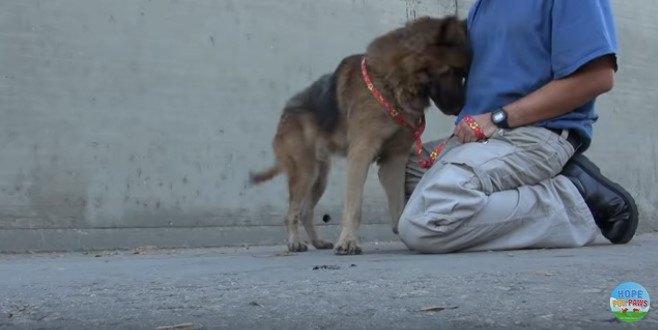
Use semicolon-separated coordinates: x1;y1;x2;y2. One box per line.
1;233;657;329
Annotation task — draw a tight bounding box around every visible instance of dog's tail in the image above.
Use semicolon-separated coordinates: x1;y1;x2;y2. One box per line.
249;164;282;185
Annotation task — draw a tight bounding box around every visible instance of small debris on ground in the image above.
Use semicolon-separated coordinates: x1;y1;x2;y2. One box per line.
313;265;341;270
248;301;263;307
420;306;459;313
350;264;357;267
322;214;331;223
155;322;195;330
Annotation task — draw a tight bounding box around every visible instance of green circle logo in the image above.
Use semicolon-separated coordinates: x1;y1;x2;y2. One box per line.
610;282;650;323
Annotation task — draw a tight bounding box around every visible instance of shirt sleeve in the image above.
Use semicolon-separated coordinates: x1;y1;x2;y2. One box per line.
551;0;618;79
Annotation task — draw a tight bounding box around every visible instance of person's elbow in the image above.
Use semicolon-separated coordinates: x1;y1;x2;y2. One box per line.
584;55;617;95
595;68;615;94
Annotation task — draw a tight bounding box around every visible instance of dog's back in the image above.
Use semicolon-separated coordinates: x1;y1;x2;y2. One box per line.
250;56;360;185
283;73;338;132
281;54;363;133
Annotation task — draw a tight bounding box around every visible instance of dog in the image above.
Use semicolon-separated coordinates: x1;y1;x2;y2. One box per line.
250;16;470;255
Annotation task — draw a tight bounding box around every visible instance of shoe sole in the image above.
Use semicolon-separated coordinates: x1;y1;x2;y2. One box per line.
571;154;639;244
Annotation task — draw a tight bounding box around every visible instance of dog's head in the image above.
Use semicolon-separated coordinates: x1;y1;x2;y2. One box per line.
366;16;470;116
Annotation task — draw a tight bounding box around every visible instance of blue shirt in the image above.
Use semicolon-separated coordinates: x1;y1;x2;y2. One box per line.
457;0;619;152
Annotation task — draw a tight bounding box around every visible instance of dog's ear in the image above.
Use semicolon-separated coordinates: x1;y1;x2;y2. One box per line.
399;16;446;53
432;17;471;73
436;16;468;46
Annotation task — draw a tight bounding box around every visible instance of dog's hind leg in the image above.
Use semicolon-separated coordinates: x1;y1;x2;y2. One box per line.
301;160;334;250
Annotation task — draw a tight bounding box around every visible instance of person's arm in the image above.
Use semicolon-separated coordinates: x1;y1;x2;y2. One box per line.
454;54;616;143
505;55;615;127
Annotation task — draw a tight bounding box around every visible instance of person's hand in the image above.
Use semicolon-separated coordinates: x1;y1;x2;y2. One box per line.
454;113;498;143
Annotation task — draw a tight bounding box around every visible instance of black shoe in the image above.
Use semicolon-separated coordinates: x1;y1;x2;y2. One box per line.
561;154;638;244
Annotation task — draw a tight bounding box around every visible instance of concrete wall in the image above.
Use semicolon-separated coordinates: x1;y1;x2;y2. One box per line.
0;0;656;252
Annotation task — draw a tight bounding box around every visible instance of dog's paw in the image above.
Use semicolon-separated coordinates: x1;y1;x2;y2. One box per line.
312;239;334;250
288;241;308;252
334;240;362;255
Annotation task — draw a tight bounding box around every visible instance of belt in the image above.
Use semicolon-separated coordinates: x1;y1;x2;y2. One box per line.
547;128;580;150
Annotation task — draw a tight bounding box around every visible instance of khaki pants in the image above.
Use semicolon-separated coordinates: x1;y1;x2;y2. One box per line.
398;126;599;253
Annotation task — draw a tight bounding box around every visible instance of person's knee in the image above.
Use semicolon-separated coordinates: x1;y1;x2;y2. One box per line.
397;160;483;254
398;220;431;253
397;214;458;254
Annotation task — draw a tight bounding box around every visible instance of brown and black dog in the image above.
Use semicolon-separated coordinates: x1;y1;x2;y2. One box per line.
250;16;470;255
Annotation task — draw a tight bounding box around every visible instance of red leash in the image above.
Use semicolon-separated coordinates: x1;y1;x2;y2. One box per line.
361;57;447;169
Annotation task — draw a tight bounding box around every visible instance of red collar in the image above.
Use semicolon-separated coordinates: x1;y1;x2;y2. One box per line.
360;56;446;169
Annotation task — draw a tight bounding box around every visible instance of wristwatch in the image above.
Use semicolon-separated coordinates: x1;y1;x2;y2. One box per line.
491;107;510;129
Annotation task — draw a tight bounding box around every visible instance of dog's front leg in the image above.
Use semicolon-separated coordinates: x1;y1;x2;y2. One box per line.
378;153;409;234
334;142;379;255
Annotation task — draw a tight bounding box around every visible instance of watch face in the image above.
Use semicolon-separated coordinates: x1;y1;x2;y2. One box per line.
493;111;505;123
